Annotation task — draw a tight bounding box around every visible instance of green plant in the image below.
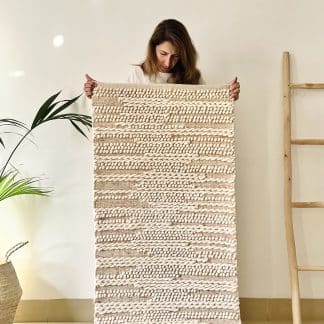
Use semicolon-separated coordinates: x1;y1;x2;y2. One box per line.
0;91;91;202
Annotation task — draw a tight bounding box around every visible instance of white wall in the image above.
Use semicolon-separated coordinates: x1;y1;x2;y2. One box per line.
1;0;324;299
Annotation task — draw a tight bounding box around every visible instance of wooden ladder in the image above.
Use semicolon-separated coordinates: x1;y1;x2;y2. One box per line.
283;51;324;323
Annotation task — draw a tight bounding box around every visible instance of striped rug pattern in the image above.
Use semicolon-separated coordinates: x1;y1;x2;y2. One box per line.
93;83;240;323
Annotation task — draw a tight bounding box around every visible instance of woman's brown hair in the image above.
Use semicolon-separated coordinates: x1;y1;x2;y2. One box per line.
141;19;201;84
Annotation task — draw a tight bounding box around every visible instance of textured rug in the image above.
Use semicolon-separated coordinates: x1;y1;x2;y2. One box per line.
93;83;240;324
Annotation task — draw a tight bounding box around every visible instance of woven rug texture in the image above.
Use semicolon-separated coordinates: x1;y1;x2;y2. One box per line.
93;83;240;324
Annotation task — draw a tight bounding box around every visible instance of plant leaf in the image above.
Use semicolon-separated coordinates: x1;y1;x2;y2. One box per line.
50;113;92;126
0;119;29;148
1;91;91;180
47;94;82;119
0;171;51;202
0;137;4;148
31;90;62;129
30;92;92;135
70;120;88;139
0;118;28;130
41;114;92;137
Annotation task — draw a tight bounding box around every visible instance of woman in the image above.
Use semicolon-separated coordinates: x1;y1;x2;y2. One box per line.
84;19;240;99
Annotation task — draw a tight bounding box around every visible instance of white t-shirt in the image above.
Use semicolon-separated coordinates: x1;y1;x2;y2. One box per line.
127;65;173;84
127;65;204;85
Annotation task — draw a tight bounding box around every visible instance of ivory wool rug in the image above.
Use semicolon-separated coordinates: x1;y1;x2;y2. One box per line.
93;83;240;323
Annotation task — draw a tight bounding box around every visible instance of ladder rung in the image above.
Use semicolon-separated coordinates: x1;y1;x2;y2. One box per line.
298;265;324;271
292;201;324;208
290;83;324;89
291;139;324;145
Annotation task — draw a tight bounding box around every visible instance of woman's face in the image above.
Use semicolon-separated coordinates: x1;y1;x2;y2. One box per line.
155;41;179;73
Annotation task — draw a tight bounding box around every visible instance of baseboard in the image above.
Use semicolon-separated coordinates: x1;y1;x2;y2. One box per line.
14;298;324;322
14;299;94;322
240;298;324;321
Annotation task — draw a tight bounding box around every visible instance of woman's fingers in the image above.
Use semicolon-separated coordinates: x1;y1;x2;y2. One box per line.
84;82;95;90
229;77;237;85
229;77;240;100
230;82;240;90
85;89;93;98
85;73;95;81
229;88;239;94
85;74;97;87
84;80;96;87
84;74;98;99
229;90;239;100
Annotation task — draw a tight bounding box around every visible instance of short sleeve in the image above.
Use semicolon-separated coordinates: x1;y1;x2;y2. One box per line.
127;65;147;84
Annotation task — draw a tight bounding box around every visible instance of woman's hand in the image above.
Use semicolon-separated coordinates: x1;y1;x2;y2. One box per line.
229;77;240;101
84;74;97;99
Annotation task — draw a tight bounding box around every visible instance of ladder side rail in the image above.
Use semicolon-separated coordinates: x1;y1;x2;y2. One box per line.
283;51;302;324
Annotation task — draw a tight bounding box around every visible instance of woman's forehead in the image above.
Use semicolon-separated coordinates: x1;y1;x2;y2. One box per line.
156;41;178;54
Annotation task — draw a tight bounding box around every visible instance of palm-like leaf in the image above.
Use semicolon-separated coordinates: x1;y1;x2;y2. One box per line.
30;93;90;138
1;91;91;202
0;118;28;148
0;171;51;202
31;91;62;129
